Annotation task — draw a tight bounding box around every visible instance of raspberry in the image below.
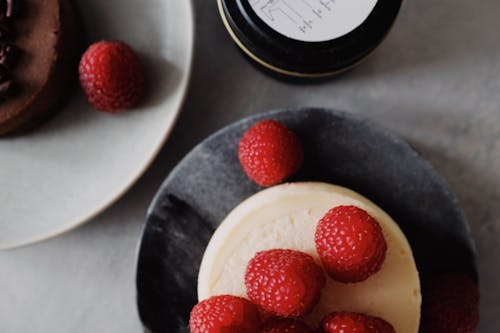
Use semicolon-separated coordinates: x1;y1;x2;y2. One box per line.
261;318;313;333
238;120;304;186
79;40;145;112
258;307;275;323
315;206;387;283
189;295;261;333
371;317;397;332
245;249;326;317
319;312;395;333
421;273;479;333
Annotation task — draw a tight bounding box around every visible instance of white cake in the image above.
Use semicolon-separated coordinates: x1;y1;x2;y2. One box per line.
198;182;421;332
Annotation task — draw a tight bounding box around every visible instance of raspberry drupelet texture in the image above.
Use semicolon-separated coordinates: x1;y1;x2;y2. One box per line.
189;295;261;333
319;312;395;333
245;249;326;317
261;318;313;333
315;205;387;283
79;40;145;112
421;273;479;333
238;120;304;186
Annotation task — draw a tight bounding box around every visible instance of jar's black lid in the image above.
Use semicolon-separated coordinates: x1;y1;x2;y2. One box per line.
218;0;402;77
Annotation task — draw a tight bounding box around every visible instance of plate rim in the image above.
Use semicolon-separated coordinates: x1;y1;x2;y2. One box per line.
0;0;196;251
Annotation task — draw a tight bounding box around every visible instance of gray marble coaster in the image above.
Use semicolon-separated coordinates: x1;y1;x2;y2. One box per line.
135;108;477;333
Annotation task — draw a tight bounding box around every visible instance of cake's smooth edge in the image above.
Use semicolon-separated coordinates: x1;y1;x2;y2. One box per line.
197;182;418;299
0;0;80;136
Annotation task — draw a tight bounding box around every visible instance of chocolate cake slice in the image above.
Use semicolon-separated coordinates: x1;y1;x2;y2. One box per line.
0;0;80;136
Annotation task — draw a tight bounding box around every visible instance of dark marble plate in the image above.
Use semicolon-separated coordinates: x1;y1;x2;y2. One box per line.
135;108;477;333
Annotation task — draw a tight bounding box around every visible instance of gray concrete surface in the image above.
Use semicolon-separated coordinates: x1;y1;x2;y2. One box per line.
1;0;499;331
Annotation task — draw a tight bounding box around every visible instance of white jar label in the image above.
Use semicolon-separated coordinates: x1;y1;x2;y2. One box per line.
248;0;378;42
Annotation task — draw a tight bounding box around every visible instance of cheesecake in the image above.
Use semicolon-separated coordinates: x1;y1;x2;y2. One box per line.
198;182;421;332
0;0;80;136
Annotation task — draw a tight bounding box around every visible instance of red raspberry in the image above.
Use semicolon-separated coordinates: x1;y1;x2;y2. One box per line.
261;318;313;333
371;317;396;332
258;307;275;323
421;273;479;333
189;295;261;333
245;249;326;317
79;40;145;112
319;312;395;333
315;206;387;283
238;120;304;186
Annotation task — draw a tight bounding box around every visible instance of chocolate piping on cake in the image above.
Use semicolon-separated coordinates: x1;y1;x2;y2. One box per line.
0;43;19;67
0;0;21;100
0;0;18;20
0;21;11;39
6;0;18;18
0;65;11;99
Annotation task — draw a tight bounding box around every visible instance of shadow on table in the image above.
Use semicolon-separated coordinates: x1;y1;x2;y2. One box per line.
409;137;500;333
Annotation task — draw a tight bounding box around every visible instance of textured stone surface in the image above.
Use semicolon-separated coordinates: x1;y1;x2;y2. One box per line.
137;108;477;332
1;0;500;332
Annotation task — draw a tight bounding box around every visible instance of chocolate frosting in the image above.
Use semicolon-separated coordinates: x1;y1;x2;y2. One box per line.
0;43;19;66
0;21;11;39
0;63;8;80
0;0;18;19
0;65;11;99
0;0;21;101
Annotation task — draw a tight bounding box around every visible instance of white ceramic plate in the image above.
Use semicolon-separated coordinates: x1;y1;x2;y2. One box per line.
0;0;194;249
